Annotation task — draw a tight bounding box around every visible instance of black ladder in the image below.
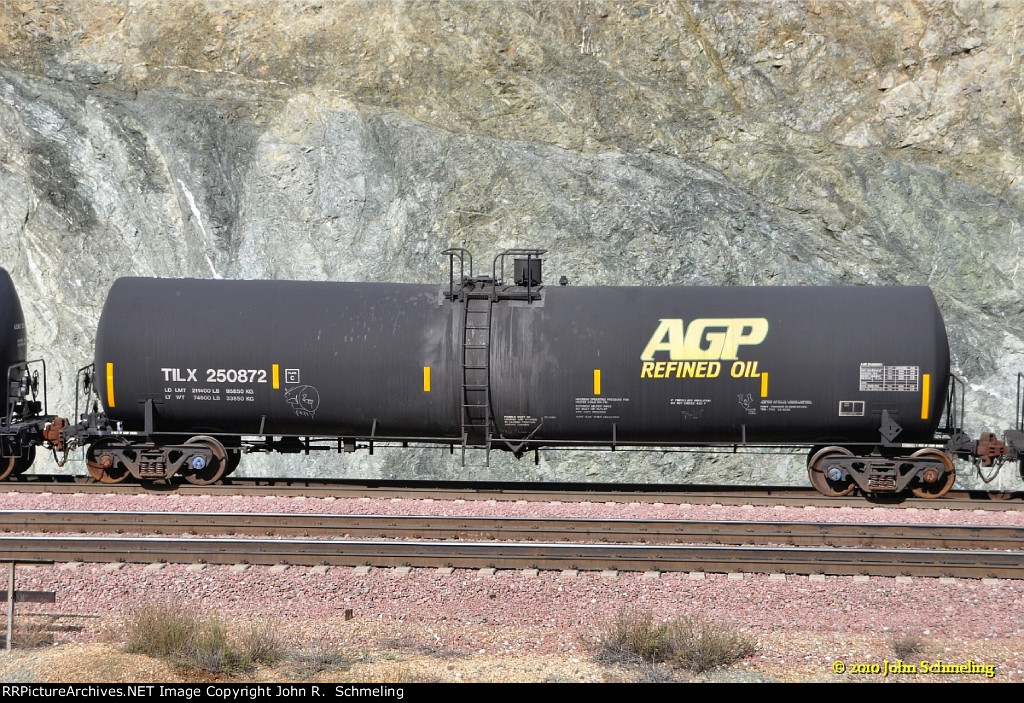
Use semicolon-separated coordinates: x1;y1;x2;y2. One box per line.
460;293;493;465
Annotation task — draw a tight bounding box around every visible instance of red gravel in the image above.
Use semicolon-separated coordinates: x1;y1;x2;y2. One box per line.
2;490;1024;525
2;491;1023;682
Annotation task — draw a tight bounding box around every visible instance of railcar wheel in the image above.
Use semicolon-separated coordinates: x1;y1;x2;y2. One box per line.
223;448;242;477
909;448;955;499
183;436;227;485
12;445;35;475
0;438;25;480
808;446;856;497
0;455;15;482
86;439;131;484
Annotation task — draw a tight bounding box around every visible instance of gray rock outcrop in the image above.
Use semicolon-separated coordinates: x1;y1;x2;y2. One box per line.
0;1;1021;489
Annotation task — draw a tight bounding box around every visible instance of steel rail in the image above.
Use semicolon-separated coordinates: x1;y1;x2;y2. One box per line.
0;535;1020;578
2;476;1022;509
2;510;1024;550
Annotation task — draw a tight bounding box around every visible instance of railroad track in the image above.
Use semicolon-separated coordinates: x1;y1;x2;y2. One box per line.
1;510;1023;550
3;475;1023;509
1;510;1022;579
0;536;1020;579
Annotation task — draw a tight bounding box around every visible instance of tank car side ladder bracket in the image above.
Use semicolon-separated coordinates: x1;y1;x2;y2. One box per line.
460;291;493;466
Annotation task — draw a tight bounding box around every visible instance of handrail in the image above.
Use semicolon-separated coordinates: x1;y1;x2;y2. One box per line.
945;373;966;436
440;248;473;299
1017;372;1023;432
491;248;547;284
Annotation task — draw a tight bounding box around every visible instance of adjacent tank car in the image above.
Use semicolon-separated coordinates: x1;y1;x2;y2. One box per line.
0;268;59;479
60;249;1023;496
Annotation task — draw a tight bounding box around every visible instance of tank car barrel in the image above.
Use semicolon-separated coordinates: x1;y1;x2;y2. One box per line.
2;251;1023;497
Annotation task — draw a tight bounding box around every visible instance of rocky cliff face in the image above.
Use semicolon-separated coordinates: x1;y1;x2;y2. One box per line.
1;1;1022;489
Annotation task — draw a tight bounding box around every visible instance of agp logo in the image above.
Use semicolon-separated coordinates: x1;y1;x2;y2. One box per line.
640;318;769;361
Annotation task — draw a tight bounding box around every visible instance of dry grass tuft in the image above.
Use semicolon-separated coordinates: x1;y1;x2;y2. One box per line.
121;601;284;674
594;607;756;677
889;632;928;661
287;638;356;678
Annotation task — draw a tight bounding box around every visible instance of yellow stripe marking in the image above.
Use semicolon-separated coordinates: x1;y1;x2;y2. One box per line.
423;366;431;392
106;362;115;408
272;364;280;389
760;371;769;398
921;373;931;420
593;369;602;396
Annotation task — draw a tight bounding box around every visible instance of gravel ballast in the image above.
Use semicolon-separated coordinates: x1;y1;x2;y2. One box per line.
0;491;1021;683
